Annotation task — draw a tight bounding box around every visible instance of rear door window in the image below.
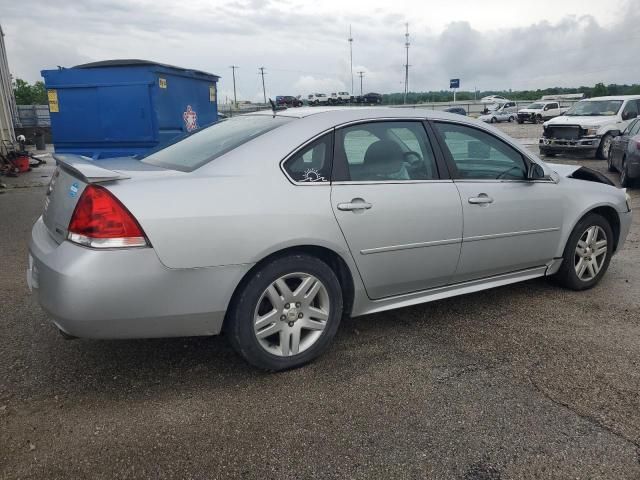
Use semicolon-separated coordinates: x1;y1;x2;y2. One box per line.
334;121;439;181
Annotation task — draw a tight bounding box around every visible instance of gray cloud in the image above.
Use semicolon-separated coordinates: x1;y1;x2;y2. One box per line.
2;0;638;101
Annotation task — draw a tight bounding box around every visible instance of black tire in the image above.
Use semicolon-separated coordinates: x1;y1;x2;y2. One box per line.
597;134;612;160
535;114;542;124
607;149;616;172
517;119;524;124
544;152;557;157
226;254;343;371
620;157;633;188
508;116;514;122
490;117;497;123
554;213;614;291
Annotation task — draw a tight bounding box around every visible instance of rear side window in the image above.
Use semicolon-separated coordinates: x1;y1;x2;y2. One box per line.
141;115;292;172
283;133;332;183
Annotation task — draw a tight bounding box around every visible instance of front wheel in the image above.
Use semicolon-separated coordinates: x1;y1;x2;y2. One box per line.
607;149;616;172
620;158;634;188
597;134;613;160
227;254;343;371
490;117;497;123
554;213;613;291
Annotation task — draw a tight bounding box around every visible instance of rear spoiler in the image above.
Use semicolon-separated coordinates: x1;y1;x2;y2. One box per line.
53;154;130;183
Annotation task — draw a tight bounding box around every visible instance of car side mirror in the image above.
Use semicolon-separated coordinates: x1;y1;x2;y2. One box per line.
622;111;638;121
527;163;545;180
609;129;621;138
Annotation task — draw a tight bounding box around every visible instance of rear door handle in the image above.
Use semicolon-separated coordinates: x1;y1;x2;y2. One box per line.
468;194;494;205
337;198;373;211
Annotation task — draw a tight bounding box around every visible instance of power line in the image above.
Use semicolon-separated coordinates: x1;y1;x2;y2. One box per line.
258;66;267;104
403;23;410;105
357;71;364;96
229;65;239;106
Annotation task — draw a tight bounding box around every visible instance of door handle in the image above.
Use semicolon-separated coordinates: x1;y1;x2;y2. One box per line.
468;194;494;205
337;198;373;211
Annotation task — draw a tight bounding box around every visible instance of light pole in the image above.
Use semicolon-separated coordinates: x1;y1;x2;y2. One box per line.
229;65;238;107
357;71;364;96
259;67;266;104
348;25;354;94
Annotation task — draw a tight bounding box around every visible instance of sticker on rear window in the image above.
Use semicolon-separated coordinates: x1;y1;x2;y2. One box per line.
69;182;79;198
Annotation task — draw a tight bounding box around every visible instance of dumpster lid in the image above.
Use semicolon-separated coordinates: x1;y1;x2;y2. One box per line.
73;59;219;79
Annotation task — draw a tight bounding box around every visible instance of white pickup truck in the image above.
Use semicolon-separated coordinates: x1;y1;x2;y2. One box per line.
329;92;353;104
517;101;566;124
540;95;640;159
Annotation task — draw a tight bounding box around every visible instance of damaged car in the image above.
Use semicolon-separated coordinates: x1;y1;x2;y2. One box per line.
28;107;632;370
540;95;640;159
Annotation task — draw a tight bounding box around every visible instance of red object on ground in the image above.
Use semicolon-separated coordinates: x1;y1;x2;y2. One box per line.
14;155;30;173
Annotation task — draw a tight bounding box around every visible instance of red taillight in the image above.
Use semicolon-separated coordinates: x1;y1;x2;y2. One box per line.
67;185;148;248
634;139;640;150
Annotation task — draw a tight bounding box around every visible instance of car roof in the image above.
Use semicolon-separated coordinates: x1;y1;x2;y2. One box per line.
247;106;465;120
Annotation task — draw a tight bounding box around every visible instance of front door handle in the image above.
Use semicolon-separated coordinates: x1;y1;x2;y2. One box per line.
337;198;373;211
468;194;494;205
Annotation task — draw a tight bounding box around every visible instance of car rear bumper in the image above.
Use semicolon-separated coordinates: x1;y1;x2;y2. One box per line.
28;217;252;339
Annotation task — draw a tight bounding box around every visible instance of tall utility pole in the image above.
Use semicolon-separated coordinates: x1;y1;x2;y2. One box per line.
403;23;410;105
357;71;364;96
258;67;267;104
229;65;239;107
348;25;354;94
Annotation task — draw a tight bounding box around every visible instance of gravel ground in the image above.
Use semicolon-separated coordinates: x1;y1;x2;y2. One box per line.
1;124;639;479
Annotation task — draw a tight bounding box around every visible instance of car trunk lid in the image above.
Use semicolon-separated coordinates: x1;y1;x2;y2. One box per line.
43;154;174;244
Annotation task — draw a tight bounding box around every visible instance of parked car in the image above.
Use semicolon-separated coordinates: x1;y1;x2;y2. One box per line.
329;92;353;104
480;95;508;104
360;92;382;104
29;108;632;370
607;117;640;187
540;95;640;159
276;96;303;107
308;93;330;105
517;101;566;124
479;103;517;123
443;106;467;116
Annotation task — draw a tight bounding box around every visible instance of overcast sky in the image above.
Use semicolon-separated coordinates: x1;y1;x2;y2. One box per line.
2;0;639;103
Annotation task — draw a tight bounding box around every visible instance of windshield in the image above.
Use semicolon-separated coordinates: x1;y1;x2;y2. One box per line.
565;100;623;116
140;115;293;172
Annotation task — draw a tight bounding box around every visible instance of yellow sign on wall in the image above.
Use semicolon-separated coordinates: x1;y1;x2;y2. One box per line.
159;78;167;89
47;90;59;113
209;85;216;102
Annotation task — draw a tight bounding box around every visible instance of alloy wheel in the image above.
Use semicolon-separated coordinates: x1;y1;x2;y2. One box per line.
574;225;608;282
253;273;330;357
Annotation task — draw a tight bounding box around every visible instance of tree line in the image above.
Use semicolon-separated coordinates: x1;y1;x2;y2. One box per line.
381;83;640;105
12;78;640;106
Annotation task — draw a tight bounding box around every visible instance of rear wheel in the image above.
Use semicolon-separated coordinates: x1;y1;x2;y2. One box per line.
517;119;524;124
490;117;497;123
227;254;343;371
554;213;613;290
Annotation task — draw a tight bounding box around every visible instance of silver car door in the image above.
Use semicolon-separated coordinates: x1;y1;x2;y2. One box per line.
432;121;563;283
330;120;462;299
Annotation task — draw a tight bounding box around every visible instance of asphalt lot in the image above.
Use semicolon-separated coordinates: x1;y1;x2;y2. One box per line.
1;123;639;479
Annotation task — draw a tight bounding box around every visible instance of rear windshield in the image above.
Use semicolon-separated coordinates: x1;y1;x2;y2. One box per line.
140;115;293;172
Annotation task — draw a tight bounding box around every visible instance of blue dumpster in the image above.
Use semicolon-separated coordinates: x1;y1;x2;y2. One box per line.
41;60;220;159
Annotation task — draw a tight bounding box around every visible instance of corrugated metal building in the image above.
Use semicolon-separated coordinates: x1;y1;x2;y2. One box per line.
0;24;17;153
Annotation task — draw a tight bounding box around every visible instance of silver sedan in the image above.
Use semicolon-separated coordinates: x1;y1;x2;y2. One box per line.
28;107;633;370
